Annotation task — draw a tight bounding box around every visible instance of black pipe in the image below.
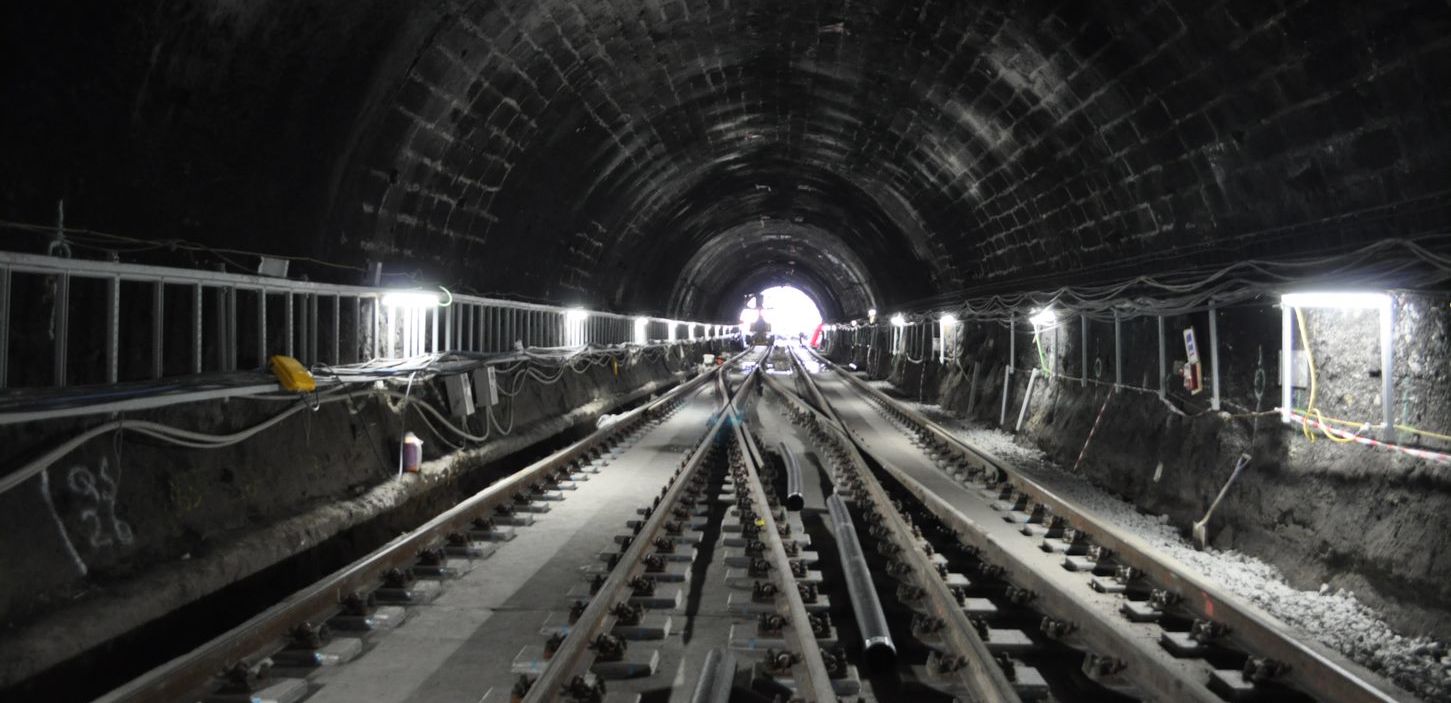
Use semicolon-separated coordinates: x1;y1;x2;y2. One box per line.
779;441;805;511
689;648;736;703
826;493;897;668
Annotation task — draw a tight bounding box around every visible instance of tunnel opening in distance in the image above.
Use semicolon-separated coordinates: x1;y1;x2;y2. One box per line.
738;285;824;342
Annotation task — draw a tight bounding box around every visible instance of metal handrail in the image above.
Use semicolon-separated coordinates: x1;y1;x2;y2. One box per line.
0;250;732;391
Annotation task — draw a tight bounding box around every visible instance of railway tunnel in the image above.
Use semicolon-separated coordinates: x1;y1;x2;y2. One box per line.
2;1;1450;701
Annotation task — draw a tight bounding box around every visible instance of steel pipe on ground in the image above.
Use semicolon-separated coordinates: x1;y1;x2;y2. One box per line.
779;440;805;511
825;493;896;668
689;648;736;703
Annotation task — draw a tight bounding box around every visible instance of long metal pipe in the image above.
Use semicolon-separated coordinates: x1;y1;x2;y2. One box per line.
689;648;736;703
779;440;805;511
826;493;896;667
783;347;1019;702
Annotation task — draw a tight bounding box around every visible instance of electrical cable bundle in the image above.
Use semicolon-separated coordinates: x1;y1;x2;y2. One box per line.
873;236;1451;326
0;339;702;500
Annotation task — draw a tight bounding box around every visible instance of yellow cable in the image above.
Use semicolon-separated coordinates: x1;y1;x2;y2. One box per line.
1313;407;1357;443
1292;308;1451;444
1398;425;1451;442
1291;409;1451;442
1294;308;1317;441
1295;308;1360;444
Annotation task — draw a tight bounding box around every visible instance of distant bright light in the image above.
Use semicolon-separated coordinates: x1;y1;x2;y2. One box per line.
940;314;957;327
381;290;441;309
1029;307;1056;328
566;308;589;322
890;313;907;327
737;286;823;339
867;308;878;323
1281;292;1389;309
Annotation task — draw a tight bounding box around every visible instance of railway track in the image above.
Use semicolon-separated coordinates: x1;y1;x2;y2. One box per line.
84;340;1415;703
790;345;1419;703
93;351;748;703
520;347;885;701
761;365;1024;702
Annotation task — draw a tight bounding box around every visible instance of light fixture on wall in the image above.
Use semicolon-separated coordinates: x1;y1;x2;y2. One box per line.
381;289;442;358
1280;290;1393;429
381;290;441;309
868;308;877;324
890;313;906;327
1028;307;1056;329
1280;292;1388;309
565;307;589;347
939;314;957;363
634;317;649;345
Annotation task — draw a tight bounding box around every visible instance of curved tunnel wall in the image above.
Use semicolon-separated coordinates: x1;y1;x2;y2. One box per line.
3;1;1449;319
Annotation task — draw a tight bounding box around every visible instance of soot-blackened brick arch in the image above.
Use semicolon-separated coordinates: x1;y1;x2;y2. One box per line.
3;1;1449;319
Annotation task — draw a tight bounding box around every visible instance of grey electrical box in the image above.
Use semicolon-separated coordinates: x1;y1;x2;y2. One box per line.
257;256;290;278
472;366;499;407
444;374;476;418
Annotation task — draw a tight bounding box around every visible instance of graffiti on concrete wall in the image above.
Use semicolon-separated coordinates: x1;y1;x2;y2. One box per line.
39;457;134;576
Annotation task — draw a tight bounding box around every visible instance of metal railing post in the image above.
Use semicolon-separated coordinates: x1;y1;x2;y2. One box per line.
191;283;202;375
1157;315;1166;401
155;283;167;377
53;273;71;386
284;291;294;360
1208;303;1220;411
0;267;10;388
107;276;121;383
331;295;340;365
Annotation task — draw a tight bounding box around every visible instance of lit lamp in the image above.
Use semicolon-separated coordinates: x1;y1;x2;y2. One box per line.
889;313;906;355
566;308;589;347
1280;291;1392;428
1028;307;1056;330
381;289;442;358
939;314;957;363
381;290;442;309
634;317;649;345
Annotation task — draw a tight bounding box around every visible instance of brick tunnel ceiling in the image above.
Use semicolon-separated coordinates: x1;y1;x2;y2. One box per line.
5;2;1450;321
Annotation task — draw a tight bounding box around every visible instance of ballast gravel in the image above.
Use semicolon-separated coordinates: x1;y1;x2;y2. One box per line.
870;384;1450;701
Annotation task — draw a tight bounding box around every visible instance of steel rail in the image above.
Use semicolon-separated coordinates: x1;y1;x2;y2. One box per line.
94;361;726;703
776;349;1022;703
784;359;1225;701
728;368;839;701
524;356;760;701
815;389;1226;702
813;349;1414;703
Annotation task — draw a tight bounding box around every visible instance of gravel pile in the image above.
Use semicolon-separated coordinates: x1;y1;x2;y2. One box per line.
896;397;1451;700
